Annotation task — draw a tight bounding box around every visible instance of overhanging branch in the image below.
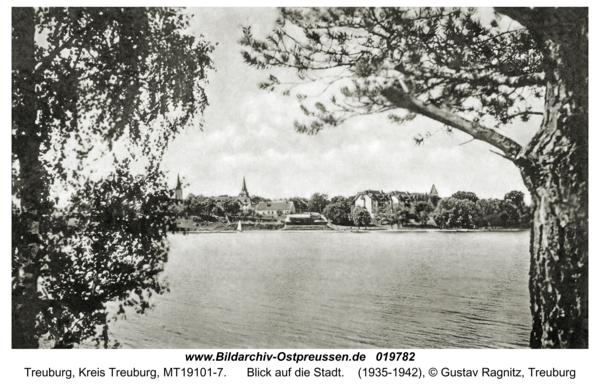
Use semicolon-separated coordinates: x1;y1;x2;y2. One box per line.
381;85;523;161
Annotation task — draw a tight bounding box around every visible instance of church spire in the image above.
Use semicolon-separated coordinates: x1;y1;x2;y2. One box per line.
175;174;183;200
176;174;182;190
240;176;249;197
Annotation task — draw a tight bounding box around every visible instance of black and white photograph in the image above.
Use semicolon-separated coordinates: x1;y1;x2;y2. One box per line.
11;3;589;366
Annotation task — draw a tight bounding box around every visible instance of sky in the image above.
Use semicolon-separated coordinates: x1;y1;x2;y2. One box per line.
161;8;539;202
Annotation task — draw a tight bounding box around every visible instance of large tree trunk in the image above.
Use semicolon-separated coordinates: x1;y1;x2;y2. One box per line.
12;7;49;349
516;10;588;348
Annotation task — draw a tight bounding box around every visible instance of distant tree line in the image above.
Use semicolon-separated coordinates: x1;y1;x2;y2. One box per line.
320;190;530;229
434;191;530;229
172;194;243;219
172;189;530;229
172;193;311;220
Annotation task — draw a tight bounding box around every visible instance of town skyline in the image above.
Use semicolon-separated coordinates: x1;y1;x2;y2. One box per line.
174;174;525;203
161;8;537;203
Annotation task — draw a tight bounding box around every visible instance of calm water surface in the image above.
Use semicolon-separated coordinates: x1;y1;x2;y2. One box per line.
109;231;531;348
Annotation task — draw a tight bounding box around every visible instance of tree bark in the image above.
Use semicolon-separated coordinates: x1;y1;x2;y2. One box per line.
12;7;49;349
514;9;588;348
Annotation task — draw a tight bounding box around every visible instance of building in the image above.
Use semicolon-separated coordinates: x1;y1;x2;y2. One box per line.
353;190;388;218
389;191;411;205
430;184;439;196
175;174;183;200
171;174;186;215
255;201;295;216
405;184;439;203
285;212;322;222
207;177;253;211
237;177;252;210
284;213;328;226
355;185;440;218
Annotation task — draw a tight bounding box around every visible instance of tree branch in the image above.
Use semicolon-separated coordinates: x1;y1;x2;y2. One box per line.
381;85;523;161
34;13;106;75
504;111;543;121
34;34;78;74
402;65;546;89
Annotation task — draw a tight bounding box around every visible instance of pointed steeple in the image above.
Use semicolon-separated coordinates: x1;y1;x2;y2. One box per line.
176;174;182;190
175;174;183;200
430;184;439;196
240;176;249;197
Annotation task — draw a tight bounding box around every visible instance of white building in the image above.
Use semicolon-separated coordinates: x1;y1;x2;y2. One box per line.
255;201;295;216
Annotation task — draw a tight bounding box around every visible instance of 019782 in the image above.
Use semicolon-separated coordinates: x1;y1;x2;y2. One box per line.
375;352;415;361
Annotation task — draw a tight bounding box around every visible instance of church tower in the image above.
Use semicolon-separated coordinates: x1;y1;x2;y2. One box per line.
239;176;250;198
175;174;183;200
430;184;439;196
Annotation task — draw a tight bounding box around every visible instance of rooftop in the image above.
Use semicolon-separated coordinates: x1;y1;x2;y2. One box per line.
255;201;294;211
355;190;387;200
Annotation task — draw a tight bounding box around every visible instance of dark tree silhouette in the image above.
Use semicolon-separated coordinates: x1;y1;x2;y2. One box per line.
12;7;214;348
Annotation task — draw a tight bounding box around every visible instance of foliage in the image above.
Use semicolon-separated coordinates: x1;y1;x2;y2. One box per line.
476;198;505;228
12;7;214;348
377;198;433;227
242;208;256;217
433;198;480;229
307;192;329;213
240;7;544;138
184;195;220;217
351;206;372;227
220;199;242;217
251;195;269;204
434;191;530;229
501;197;530;228
41;162;172;348
287;197;309;213
184;195;207;216
184;196;244;218
377;202;402;225
504;190;525;209
330;195;344;203
429;195;441;208
322;201;352;225
451;191;479;203
414;201;435;226
477;192;529;228
331;195;358;206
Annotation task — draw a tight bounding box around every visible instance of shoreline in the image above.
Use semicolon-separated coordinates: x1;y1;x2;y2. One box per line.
173;228;529;234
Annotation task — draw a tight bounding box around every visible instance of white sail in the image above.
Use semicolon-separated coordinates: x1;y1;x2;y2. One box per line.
237;220;242;232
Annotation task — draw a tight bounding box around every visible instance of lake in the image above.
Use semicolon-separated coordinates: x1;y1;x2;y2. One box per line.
108;230;531;349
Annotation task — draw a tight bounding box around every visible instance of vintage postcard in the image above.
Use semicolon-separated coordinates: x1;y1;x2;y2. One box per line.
10;4;591;385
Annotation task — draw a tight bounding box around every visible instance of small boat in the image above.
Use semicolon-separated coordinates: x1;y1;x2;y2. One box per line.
237;220;242;232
